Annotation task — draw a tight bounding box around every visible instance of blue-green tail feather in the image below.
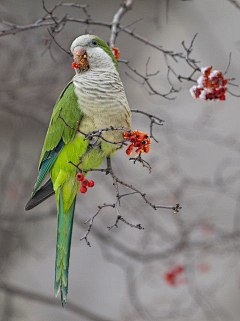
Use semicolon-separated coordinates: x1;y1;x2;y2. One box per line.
54;188;76;306
32;139;64;196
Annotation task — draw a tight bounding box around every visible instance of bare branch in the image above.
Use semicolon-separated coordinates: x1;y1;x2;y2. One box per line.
181;33;200;71
109;0;135;48
126;63;178;100
80;204;115;247
0;3;201;68
71;154;180;245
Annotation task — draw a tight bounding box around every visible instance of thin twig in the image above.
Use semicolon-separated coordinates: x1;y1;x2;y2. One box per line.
107;215;144;230
131;109;164;142
129;152;152;173
224;52;232;75
126;63;178;100
80;204;115;247
47;28;72;56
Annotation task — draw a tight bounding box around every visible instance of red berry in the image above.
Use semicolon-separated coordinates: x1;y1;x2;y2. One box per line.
130;136;137;143
194;87;203;98
144;146;150;153
124;131;132;139
87;180;95;187
136;147;144;153
222;79;228;86
134;141;143;148
79;186;87;193
82;179;88;186
216;71;223;78
135;131;144;140
209;94;214;100
111;46;120;60
203;66;212;77
76;173;84;181
126;144;133;155
72;62;79;69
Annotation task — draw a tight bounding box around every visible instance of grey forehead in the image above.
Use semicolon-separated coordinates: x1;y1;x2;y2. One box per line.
70;35;94;52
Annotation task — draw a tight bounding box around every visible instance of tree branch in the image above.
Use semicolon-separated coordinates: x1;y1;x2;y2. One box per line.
109;0;135;48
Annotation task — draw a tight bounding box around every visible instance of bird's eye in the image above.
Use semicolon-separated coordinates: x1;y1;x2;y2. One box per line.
90;39;98;47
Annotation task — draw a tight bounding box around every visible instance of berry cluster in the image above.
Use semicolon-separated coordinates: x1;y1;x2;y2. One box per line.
190;66;228;101
124;130;151;156
76;173;95;193
164;264;185;286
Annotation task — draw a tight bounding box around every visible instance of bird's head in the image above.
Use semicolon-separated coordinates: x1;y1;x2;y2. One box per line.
70;34;118;74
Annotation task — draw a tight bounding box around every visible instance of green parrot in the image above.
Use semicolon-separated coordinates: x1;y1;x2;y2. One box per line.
25;34;131;306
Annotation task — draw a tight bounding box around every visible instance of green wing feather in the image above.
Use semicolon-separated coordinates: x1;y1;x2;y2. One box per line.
39;81;82;168
32;81;82;195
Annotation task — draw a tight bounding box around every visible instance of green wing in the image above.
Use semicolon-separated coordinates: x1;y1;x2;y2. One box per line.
32;81;82;195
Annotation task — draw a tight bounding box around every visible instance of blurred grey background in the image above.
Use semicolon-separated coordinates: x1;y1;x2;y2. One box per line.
1;0;240;320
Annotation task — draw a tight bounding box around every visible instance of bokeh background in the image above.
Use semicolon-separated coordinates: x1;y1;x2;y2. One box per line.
1;0;240;320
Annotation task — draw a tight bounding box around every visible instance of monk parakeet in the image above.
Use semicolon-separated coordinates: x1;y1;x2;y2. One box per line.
25;35;131;306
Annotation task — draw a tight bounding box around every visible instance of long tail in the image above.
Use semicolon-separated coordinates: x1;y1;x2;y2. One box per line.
54;188;76;306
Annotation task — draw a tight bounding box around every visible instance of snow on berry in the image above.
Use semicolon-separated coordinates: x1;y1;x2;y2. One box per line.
201;66;212;77
124;130;151;156
189;86;203;99
190;66;228;101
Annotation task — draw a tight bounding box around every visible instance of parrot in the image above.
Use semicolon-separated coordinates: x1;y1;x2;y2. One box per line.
25;34;131;306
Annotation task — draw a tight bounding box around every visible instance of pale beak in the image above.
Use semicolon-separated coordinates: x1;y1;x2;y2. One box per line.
73;46;86;59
